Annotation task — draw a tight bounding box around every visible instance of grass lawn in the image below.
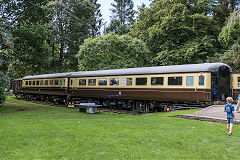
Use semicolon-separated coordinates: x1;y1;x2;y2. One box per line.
0;97;239;159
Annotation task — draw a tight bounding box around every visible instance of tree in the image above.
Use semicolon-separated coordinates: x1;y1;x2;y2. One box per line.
77;32;151;71
213;0;239;28
130;0;220;65
105;0;135;35
48;0;100;72
9;25;51;78
218;8;240;72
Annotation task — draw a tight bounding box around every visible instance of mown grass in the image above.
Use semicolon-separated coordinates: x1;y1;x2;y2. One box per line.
0;97;239;159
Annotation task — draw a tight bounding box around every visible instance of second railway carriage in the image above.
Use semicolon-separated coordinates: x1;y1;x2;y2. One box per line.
22;72;72;102
18;63;235;112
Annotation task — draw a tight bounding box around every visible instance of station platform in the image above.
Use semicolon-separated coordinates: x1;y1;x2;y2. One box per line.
175;105;240;125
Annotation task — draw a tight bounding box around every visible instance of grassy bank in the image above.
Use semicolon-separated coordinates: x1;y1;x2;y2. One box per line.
0;97;239;159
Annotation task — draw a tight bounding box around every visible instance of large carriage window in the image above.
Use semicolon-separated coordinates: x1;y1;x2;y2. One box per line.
29;81;32;85
55;80;59;85
136;78;147;85
199;76;204;86
45;80;48;85
88;79;96;86
122;78;132;86
98;79;107;85
238;77;240;87
33;81;36;85
60;80;62;86
79;79;86;86
151;77;163;85
50;80;53;85
168;77;182;85
110;78;119;86
186;76;194;86
26;81;28;85
36;81;39;85
40;80;43;85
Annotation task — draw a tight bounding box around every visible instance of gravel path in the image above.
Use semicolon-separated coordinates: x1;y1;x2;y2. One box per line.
175;104;240;124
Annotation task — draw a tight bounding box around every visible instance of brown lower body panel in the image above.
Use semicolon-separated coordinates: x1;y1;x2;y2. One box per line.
70;88;211;102
23;87;68;96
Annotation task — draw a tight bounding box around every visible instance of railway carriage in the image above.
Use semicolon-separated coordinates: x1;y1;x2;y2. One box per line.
13;62;238;112
232;73;240;99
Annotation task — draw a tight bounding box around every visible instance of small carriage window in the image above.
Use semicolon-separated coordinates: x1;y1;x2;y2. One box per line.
60;80;63;86
136;78;147;85
98;79;107;85
88;79;96;86
71;80;73;86
79;79;86;86
168;77;182;85
54;80;59;85
199;76;204;86
50;80;53;85
122;78;132;86
151;77;163;85
45;80;48;85
40;80;43;85
110;78;119;86
63;80;65;86
238;77;240;87
26;81;28;85
29;81;32;85
33;81;36;85
186;76;194;86
36;81;39;85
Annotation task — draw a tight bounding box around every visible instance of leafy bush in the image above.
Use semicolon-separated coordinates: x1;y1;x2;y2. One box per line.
0;86;6;107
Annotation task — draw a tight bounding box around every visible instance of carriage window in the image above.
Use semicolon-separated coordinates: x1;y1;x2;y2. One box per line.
136;78;147;85
110;78;119;86
238;77;240;87
29;81;32;85
199;76;204;86
98;79;107;85
36;81;39;85
45;80;48;85
40;80;43;85
186;76;194;86
26;81;28;85
55;80;59;85
122;78;132;86
63;80;65;86
79;79;86;86
168;77;182;85
33;81;36;85
60;80;63;86
50;80;53;85
71;80;73;86
88;79;96;86
151;77;163;85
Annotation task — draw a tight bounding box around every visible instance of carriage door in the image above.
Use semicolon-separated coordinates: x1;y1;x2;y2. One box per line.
217;66;231;101
211;72;218;101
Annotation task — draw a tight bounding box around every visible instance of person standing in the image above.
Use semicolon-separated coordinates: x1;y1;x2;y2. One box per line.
224;97;236;136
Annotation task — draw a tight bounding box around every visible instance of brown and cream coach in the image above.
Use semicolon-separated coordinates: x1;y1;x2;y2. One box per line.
12;63;240;112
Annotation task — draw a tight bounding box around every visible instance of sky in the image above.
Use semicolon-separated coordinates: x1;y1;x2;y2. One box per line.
98;0;152;25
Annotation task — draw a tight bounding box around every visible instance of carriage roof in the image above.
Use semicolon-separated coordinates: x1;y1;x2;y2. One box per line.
22;63;232;79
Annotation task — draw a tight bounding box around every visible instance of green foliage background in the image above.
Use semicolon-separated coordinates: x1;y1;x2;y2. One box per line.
77;32;151;71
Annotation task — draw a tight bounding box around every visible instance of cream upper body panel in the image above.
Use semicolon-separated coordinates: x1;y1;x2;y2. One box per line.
232;73;240;89
22;78;68;88
70;72;211;89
